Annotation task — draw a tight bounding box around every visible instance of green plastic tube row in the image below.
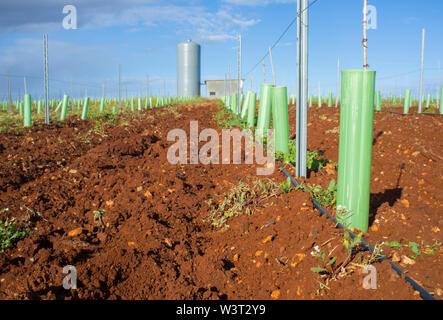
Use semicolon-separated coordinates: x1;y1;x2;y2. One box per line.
60;95;69;121
375;91;381;111
247;92;257;128
336;70;376;232
271;86;289;154
256;84;273;138
241;92;250;119
23;94;32;127
254;84;289;154
403;89;411;114
99;98;105;113
440;85;443;115
81;97;90;120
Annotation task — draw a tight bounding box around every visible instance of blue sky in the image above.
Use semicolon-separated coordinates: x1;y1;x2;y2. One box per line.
0;0;442;99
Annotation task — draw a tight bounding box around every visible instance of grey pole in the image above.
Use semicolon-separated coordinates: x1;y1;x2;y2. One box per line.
72;76;74;107
44;34;50;124
7;70;11;112
118;64;121;112
296;0;309;178
335;57;340;107
24;77;27;95
363;0;368;70
237;34;242;114
437;60;440;108
146;76;149;97
262;59;266;84
224;73;227;99
229;64;232;106
418;28;425;114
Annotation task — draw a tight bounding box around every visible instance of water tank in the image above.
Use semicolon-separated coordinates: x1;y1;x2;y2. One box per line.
177;40;201;97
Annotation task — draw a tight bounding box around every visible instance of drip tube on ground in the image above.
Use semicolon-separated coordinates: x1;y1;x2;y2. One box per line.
379;110;443;117
277;163;436;301
250;130;437;301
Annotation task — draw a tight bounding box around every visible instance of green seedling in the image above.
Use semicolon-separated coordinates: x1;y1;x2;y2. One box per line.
358;242;384;266
0;219;29;252
275;140;330;172
217;111;248;130
384;241;402;249
93;209;106;227
279;177;293;194
296;179;337;207
311;257;337;274
384;240;441;260
310;243;337;275
343;230;363;255
307;150;329;172
93;119;107;137
423;241;441;256
408;241;421;259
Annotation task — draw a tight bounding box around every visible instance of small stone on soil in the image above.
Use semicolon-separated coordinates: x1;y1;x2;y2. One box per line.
392;252;401;262
164;238;173;247
401;255;416;265
262;235;274;244
67;228;82;237
271;290;280;300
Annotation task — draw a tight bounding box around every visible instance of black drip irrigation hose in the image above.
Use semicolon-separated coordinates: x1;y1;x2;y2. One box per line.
228;105;437;300
378;110;443;117
277;163;436;301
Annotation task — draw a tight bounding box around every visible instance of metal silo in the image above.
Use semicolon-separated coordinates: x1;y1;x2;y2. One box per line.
177;40;201;97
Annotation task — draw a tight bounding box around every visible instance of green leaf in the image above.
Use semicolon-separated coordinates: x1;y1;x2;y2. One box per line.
424;249;435;255
311;267;327;274
327;179;336;191
408;242;420;256
326;256;337;267
385;241;402;249
351;232;363;247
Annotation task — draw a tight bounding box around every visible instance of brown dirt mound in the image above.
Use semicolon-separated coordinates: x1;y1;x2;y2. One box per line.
0;101;440;300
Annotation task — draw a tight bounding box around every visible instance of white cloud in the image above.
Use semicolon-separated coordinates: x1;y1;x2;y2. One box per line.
202;34;237;42
0;1;260;43
221;0;297;6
